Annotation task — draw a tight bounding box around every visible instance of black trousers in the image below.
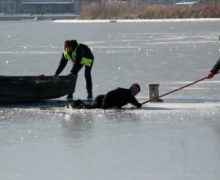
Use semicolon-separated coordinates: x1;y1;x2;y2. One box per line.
70;63;93;96
71;95;105;109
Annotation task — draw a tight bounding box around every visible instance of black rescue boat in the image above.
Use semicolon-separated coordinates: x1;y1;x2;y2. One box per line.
0;75;77;103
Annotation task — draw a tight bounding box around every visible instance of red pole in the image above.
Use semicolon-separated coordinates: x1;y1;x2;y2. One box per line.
142;76;208;105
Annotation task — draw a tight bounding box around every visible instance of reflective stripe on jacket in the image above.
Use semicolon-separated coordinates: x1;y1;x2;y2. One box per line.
63;44;93;66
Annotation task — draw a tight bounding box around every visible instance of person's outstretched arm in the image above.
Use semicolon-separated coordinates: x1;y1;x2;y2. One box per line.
55;53;68;76
208;58;220;79
130;96;142;108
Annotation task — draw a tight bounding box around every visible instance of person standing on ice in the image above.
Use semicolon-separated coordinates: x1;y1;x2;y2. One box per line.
208;57;220;79
54;40;94;100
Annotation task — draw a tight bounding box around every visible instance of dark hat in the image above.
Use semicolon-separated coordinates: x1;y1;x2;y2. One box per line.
64;40;78;49
130;83;141;92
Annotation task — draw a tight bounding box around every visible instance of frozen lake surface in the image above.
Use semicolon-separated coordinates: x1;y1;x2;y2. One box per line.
0;19;220;180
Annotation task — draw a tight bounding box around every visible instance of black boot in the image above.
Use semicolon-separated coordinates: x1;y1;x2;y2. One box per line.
66;93;73;101
87;92;93;99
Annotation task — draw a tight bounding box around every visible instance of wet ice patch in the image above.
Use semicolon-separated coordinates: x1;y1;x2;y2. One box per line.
143;101;220;111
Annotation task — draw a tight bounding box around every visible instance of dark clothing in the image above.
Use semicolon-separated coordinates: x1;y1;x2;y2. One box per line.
55;43;94;94
71;88;141;109
70;61;93;94
72;99;96;109
55;44;94;75
72;95;104;109
210;57;220;73
102;88;141;109
94;95;105;108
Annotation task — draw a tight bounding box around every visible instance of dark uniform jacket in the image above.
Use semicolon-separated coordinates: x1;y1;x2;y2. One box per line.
102;88;141;109
55;43;94;75
211;57;220;73
71;88;141;109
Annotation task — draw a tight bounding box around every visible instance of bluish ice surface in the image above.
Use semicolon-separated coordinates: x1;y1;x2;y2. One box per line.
0;19;220;180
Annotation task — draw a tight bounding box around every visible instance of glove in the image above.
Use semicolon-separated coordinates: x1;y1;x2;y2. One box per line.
137;103;142;108
208;71;215;79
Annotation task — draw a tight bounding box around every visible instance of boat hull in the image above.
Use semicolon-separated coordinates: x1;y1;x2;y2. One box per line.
0;75;77;103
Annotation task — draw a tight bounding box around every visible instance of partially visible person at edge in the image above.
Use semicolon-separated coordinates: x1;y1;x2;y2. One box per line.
54;40;94;99
73;83;142;109
208;57;220;79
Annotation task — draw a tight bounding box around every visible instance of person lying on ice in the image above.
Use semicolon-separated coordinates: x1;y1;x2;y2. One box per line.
208;57;220;79
72;83;142;109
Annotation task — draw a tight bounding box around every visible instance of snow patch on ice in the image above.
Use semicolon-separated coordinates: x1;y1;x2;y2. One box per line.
54;18;220;24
